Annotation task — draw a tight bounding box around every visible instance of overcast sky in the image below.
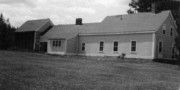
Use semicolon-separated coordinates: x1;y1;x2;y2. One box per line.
0;0;131;27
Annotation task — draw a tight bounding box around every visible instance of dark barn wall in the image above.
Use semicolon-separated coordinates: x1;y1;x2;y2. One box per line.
15;31;35;50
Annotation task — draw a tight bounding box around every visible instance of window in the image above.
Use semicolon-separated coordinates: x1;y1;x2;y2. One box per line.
81;43;85;51
53;41;56;47
170;27;173;36
163;24;166;34
131;41;136;52
113;41;118;51
59;41;61;46
99;41;104;52
55;41;58;47
52;40;61;47
163;30;166;34
159;41;163;53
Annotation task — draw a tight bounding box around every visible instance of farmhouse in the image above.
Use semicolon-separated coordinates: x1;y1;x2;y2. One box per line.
16;10;178;60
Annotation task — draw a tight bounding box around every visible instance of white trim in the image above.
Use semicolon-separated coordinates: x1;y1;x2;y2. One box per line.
113;40;119;52
64;40;67;54
99;41;105;52
79;31;155;36
76;36;79;55
81;42;86;51
162;24;166;35
52;40;61;47
130;40;137;52
152;32;156;59
47;40;51;53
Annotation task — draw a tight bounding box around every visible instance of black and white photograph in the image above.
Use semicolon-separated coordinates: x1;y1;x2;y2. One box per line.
0;0;180;90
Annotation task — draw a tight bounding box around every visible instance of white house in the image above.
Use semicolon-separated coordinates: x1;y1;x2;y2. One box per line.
40;10;178;60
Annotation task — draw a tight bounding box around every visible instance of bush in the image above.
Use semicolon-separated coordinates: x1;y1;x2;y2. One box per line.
117;53;126;60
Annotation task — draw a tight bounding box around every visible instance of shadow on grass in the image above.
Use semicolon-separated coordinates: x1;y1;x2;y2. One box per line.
153;59;178;65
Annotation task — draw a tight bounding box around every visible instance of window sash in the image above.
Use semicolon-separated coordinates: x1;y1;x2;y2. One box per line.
53;41;56;47
58;41;61;46
99;42;104;51
162;24;166;34
131;41;136;51
163;30;166;34
52;40;61;47
113;42;118;51
81;43;85;51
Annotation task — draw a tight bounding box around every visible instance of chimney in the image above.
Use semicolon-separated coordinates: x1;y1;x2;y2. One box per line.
151;3;156;13
76;18;82;25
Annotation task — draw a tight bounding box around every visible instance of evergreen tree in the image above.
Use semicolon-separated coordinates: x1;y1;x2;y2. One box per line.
0;13;16;50
129;0;180;12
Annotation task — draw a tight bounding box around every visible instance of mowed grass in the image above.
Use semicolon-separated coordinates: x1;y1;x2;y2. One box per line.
0;51;180;90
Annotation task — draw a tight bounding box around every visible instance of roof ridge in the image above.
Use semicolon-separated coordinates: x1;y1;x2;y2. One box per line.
106;10;171;17
27;18;50;22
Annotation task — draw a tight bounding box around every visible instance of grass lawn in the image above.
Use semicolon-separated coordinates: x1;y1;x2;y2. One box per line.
0;51;180;90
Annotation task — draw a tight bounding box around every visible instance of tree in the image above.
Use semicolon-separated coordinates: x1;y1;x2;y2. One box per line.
127;8;135;14
129;0;180;13
0;13;16;50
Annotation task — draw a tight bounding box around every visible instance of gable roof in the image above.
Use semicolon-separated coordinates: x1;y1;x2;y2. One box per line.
41;23;99;39
16;18;53;32
99;10;170;33
42;10;172;39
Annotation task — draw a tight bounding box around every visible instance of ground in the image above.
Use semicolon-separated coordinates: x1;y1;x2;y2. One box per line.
0;51;180;90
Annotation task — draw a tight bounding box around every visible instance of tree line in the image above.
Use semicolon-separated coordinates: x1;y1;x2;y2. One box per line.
0;13;16;50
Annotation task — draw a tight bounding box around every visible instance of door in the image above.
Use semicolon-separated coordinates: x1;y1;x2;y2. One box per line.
40;42;47;52
158;41;163;58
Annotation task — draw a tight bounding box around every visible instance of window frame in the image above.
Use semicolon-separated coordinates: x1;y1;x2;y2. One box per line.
131;41;136;52
162;24;166;35
113;41;119;52
81;43;86;51
158;41;163;53
53;41;56;47
52;40;61;47
99;41;104;52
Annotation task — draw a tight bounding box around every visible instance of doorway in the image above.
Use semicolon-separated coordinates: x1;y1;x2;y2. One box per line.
40;42;47;52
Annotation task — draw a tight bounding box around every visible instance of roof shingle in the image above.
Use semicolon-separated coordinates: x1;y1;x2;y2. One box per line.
42;10;171;39
16;18;52;32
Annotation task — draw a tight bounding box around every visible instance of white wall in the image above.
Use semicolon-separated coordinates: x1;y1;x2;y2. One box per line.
47;39;66;55
78;33;154;59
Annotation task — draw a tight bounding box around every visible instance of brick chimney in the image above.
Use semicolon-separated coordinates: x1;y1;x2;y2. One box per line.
76;18;82;25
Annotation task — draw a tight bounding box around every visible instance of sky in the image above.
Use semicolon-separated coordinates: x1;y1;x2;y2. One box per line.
0;0;131;27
